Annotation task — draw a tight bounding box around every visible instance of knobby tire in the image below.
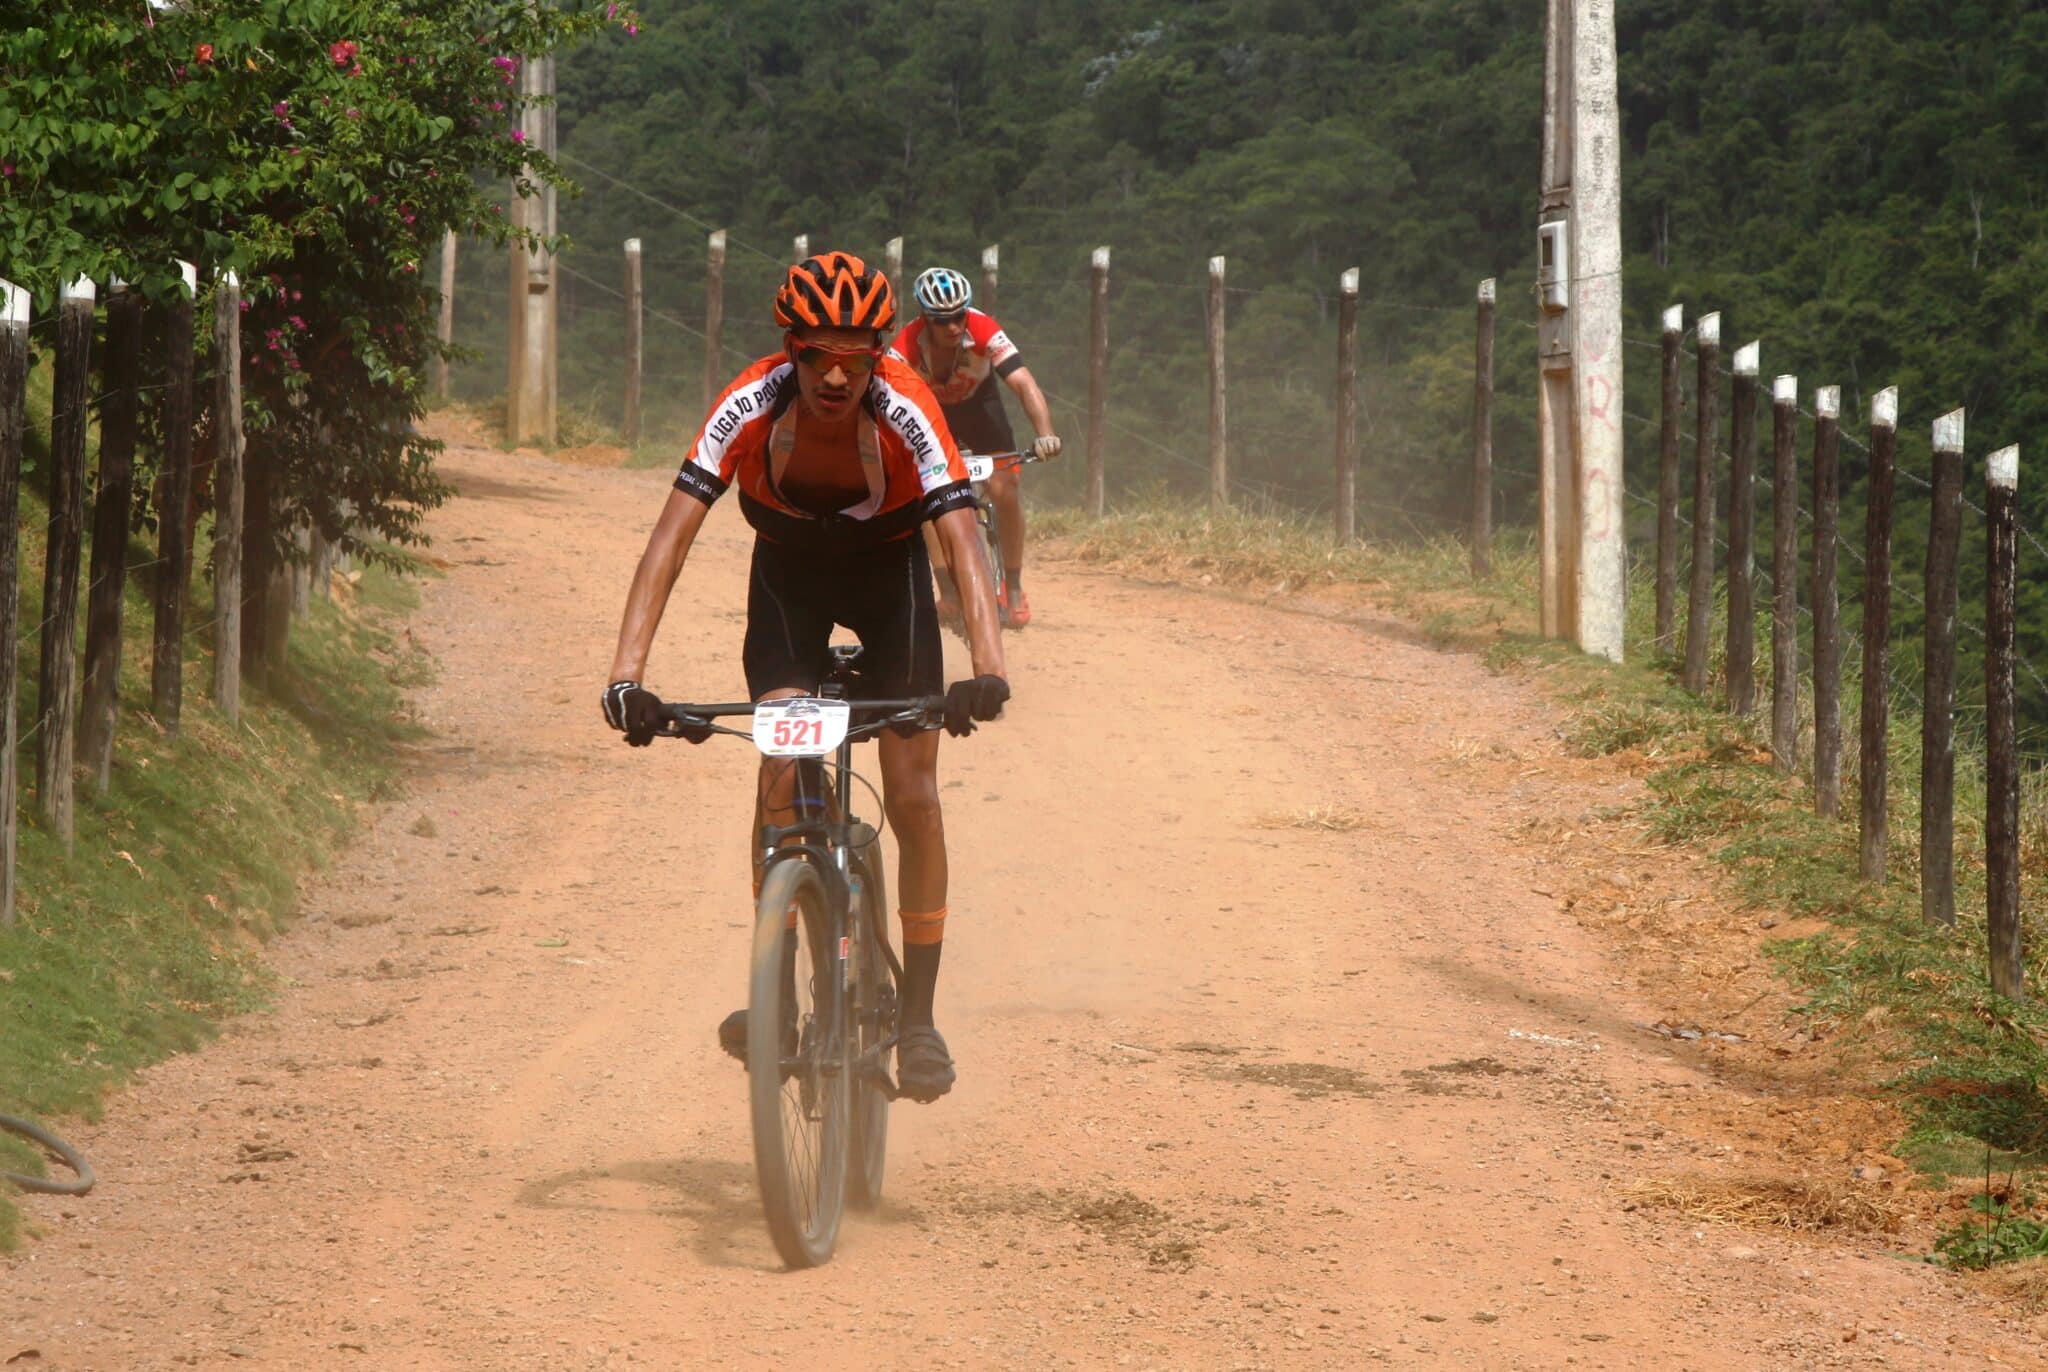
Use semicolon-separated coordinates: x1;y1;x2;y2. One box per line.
749;858;848;1268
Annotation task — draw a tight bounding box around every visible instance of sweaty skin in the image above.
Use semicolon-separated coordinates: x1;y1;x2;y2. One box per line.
915;313;1057;600
607;324;1005;913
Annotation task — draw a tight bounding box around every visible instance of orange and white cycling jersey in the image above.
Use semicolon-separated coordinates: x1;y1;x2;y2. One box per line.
889;308;1022;407
674;353;974;552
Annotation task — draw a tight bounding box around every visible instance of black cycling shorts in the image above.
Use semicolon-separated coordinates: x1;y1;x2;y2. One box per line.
941;382;1016;457
743;533;943;701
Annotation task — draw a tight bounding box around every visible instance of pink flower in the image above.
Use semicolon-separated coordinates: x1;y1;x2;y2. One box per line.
490;55;515;71
606;3;617;15
625;23;637;35
490;100;503;112
329;40;357;68
509;128;525;143
289;315;307;330
290;289;302;302
366;193;380;205
345;107;360;119
0;163;12;179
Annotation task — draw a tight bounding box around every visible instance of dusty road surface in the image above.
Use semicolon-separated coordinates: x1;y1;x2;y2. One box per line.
6;436;2043;1370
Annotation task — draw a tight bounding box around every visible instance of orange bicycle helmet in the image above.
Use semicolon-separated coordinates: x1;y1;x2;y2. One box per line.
774;251;896;333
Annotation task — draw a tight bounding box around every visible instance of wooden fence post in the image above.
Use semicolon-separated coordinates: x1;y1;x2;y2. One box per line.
80;280;144;796
153;262;198;733
435;230;456;402
981;244;999;314
1471;278;1495;573
1770;374;1801;772
792;233;808;263
37;276;96;850
622;237;643;446
213;271;245;724
1335;268;1361;545
1726;341;1761;713
1207;255;1227;511
1655;305;1684;652
291;526;311;619
1812;386;1843;817
1986;442;2022;998
0;280;27;924
884;236;903;310
703;229;726;412
1682;312;1721;693
1921;408;1966;928
1086;246;1109;518
1859;387;1899;881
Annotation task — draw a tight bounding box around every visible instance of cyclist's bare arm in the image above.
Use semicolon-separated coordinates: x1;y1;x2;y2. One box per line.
931;505;1006;677
609;489;712;682
1001;364;1057;443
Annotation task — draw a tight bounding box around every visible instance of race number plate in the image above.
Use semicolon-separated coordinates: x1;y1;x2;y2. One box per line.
962;454;996;483
752;698;851;757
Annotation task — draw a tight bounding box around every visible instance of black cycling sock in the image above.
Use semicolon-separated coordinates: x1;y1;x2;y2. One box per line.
901;941;942;1028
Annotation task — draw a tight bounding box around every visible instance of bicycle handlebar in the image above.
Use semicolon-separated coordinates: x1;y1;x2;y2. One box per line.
653;696;947;742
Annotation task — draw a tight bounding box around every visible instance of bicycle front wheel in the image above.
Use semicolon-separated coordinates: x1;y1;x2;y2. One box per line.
979;501;1007;621
749;858;850;1268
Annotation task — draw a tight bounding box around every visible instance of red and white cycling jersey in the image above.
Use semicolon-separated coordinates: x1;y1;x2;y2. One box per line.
889;308;1021;407
674;353;974;551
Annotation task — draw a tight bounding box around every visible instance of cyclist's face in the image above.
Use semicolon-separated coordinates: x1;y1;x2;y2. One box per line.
926;313;968;346
788;326;879;419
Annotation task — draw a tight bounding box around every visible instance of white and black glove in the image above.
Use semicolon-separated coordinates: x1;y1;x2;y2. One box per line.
601;680;665;747
1031;434;1063;461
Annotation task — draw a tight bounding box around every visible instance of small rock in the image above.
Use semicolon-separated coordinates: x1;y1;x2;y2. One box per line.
1856;1165;1887;1183
1721;1245;1761;1260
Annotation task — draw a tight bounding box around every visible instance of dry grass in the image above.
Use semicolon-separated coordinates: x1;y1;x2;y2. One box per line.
1255;804;1369;832
1620;1175;1903;1235
1971;1257;2048;1312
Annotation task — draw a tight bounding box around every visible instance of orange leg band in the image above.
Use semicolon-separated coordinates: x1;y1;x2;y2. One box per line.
899;906;948;947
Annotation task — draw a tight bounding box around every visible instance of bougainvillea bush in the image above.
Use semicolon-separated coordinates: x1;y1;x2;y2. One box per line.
0;0;632;562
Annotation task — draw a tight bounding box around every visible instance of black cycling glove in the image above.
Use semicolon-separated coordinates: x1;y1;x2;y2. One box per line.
601;680;666;747
942;675;1011;737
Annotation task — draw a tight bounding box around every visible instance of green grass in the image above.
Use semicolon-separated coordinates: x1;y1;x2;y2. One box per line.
1038;497;2048;1195
0;420;425;1245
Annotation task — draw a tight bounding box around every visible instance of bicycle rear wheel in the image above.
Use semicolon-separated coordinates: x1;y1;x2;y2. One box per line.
749;858;849;1268
847;825;892;1208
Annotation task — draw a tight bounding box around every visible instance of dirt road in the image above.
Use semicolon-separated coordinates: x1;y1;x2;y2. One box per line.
6;437;2041;1370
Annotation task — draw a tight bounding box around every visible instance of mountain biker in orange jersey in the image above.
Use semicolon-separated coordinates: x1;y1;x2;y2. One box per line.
602;252;1009;1103
889;267;1061;628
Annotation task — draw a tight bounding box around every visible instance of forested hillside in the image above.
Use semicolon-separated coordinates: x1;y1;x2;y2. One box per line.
446;0;2048;728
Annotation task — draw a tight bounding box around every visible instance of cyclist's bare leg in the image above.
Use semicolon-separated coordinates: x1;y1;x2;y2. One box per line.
989;465;1025;588
749;685;809;892
877;726;948;1029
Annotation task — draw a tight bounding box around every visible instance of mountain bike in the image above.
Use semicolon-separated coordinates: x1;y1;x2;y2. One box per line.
953;448;1048;630
654;649;942;1268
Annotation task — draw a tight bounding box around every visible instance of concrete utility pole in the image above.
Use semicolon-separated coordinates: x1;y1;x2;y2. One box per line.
506;53;558;446
1537;0;1625;661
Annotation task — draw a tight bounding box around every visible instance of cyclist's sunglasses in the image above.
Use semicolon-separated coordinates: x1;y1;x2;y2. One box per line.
923;310;967;327
792;343;881;375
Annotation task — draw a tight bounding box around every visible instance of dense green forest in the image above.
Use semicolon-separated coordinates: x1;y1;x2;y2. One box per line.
446;0;2048;732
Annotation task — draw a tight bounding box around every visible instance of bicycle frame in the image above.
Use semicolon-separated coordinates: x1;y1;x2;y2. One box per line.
657;676;943;1096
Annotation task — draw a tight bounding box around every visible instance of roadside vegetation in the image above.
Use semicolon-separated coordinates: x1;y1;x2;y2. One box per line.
0;382;426;1248
1035;498;2048;1274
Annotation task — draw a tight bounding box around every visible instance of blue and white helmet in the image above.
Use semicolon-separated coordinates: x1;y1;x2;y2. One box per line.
912;266;973;318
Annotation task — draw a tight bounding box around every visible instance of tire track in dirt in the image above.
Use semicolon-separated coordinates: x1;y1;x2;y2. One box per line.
5;437;2041;1370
